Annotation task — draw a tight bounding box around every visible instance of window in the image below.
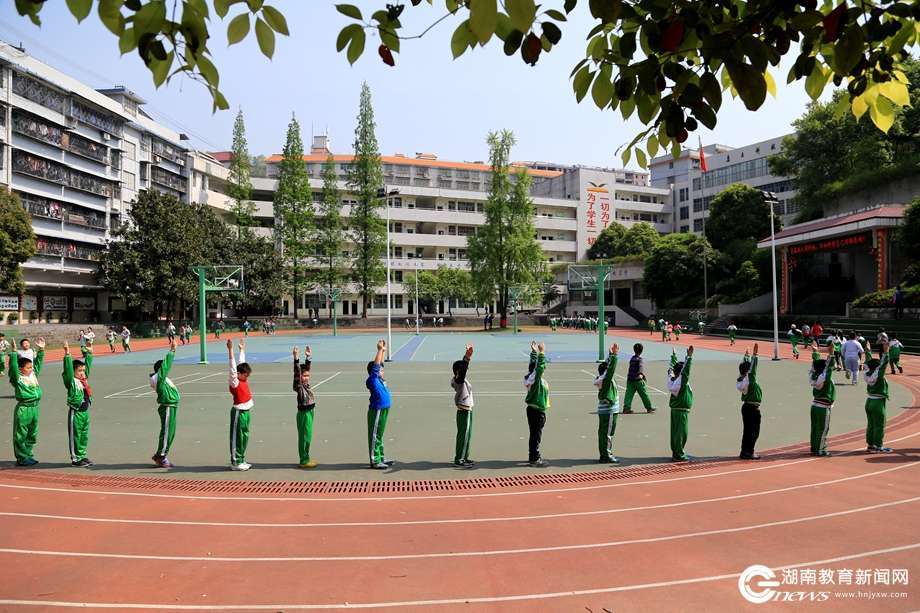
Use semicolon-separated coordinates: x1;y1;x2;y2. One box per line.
680;225;690;232
678;187;689;202
12;150;115;197
693;218;704;232
394;246;403;257
12;72;66;113
123;141;136;161
785;199;801;215
679;206;689;220
392;270;403;282
123;171;136;191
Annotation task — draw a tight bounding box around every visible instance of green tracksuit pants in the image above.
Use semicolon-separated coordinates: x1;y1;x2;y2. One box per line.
67;407;90;462
13;403;40;463
598;412;618;460
865;398;886;449
810;405;831;453
455;409;473;463
155;404;178;457
670;409;689;460
729;331;736;344
624;380;653;411
230;408;251;465
367;407;390;465
296;408;314;464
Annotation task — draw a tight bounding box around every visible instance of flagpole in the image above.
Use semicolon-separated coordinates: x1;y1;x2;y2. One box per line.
698;137;708;312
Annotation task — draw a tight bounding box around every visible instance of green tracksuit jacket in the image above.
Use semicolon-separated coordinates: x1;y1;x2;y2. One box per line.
63;348;93;408
525;351;550;411
668;356;693;410
154;351;180;406
739;355;763;405
10;349;44;404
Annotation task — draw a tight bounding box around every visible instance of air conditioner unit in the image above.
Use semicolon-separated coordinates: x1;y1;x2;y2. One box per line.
102;133;112;141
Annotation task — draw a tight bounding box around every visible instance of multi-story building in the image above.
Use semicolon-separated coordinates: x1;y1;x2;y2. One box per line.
649;136;799;234
0;41;192;322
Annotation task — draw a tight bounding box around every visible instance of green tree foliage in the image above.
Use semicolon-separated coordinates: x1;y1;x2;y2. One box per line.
15;0;290;111
0;190;36;295
705;184;780;252
313;154;347;317
899;196;920;263
715;259;762;304
225;231;284;316
336;1;919;164
586;223;626;260
227;107;255;235
412;267;474;315
346;82;386;318
771;58;920;221
99;191;232;317
643;233;717;307
250;154;269;178
467;130;547;324
273;114;313;319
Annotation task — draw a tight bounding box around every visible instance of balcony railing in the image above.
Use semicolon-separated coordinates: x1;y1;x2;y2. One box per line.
12;150;115;198
13;72;66;114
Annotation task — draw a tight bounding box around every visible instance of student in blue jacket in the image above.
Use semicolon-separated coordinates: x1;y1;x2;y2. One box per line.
366;339;394;469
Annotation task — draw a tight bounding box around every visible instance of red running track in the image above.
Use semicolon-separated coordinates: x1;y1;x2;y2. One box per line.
0;349;917;610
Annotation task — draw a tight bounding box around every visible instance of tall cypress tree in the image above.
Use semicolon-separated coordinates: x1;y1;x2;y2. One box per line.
346;82;385;318
312;154;347;317
227;108;255;236
273;114;313;319
466;130;546;325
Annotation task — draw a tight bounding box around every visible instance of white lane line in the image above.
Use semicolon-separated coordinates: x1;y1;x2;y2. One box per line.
311;371;342;389
135;372;223;397
615;373;669;395
0;496;917;562
391;336;415;358
1;430;915;503
0;541;917;610
1;461;914;529
408;336;427;361
103;372;202;399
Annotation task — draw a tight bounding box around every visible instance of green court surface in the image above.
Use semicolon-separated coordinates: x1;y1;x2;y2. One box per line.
1;331;910;480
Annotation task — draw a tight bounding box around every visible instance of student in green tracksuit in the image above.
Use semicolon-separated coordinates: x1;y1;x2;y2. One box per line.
808;342;836;456
737;344;763;460
593;343;620;464
8;337;45;466
451;344;475;467
888;335;904;375
150;340;180;467
727;323;738;346
293;345;317;468
787;325;801;360
62;341;95;467
864;343;893;454
524;340;550;467
624;343;655;413
667;345;694;462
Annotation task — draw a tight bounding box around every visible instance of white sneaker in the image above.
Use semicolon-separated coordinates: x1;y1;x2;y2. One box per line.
231;462;251;471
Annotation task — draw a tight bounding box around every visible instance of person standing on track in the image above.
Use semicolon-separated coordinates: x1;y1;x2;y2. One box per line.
150;339;180;468
808;341;836;457
842;331;864;384
367;339;394;470
227;339;254;471
594;343;620;464
62;341;95;467
293;345;317;469
623;343;655;414
727;322;738;346
737;344;763;460
451;343;475;467
524;340;550;467
120;326;132;352
888;334;904;374
667;345;694;462
787;324;801;360
8;337;45;466
106;327;117;353
864;342;893;454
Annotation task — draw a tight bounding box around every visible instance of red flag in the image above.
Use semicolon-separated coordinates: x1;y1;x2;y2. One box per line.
698;136;708;173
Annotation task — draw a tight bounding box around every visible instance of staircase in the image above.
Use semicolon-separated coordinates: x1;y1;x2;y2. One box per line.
827;317;920;353
618;303;648;327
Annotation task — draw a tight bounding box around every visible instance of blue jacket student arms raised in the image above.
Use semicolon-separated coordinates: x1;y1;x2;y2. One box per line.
366;339;391;410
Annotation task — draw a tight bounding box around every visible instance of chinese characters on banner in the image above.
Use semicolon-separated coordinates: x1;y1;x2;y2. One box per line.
585;184;611;250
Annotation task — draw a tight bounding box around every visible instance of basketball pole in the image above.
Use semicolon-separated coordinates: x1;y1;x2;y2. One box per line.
596;265;605;362
196;267;208;364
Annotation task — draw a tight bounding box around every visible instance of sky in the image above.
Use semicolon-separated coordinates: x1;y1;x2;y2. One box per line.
0;2;828;168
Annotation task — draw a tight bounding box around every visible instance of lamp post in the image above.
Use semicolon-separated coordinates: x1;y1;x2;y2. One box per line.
763;190;781;361
380;187;400;361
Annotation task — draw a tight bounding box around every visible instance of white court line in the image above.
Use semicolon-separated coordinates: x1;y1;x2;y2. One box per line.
0;495;917;562
158;391;597;398
2;461;914;529
0;541;917;609
311;371;342;389
408;336;427;361
135;372;223;397
1;430;915;503
103;372;202;399
580;369;666;395
615;373;669;395
391;336;416;358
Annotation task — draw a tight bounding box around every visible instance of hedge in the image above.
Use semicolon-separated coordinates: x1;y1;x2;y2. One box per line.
851;285;920;308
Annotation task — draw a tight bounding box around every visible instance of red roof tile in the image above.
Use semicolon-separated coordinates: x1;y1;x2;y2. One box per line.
767;205;906;242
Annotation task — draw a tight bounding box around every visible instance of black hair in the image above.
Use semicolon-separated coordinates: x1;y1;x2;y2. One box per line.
597;361;607;375
672;361;684;377
866;358;880;372
73;359;85;369
19;338;30;347
812;359;827;376
237;362;252;375
739;360;751;376
367;361;376;375
18;357;32;368
891;332;899;340
527;358;536;375
452;360;464;376
151;359;163;378
848;331;856;340
633;343;644;355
